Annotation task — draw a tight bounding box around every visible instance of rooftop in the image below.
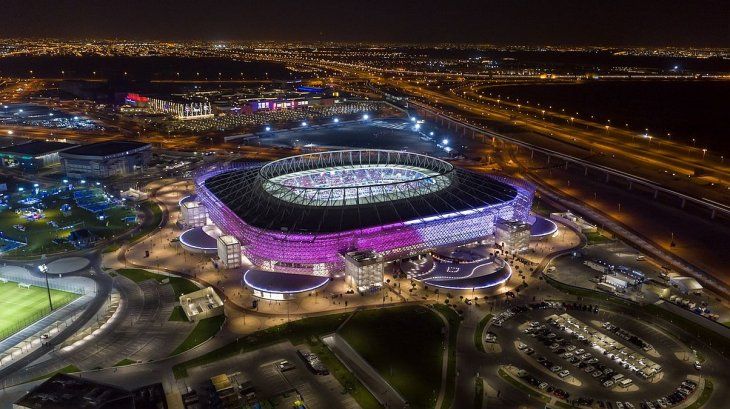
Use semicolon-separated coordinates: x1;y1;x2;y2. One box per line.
14;373;134;409
203;165;524;233
61;141;150;157
0;140;75;156
243;269;330;294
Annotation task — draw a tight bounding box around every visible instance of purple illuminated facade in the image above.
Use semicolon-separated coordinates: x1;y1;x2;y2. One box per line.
195;150;535;277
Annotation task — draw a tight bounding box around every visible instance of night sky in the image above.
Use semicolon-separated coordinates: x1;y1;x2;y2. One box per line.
1;0;728;46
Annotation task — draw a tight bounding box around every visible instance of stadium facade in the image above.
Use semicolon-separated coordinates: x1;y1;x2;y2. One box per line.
195;150;534;277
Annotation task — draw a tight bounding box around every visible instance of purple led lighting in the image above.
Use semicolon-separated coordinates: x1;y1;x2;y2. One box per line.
193;156;535;276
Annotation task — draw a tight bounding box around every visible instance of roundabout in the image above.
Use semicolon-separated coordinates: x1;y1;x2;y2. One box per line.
45;257;91;275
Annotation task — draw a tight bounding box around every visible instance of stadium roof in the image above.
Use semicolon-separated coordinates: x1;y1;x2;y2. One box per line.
60;140;150;157
204;165;520;234
0;140;75;156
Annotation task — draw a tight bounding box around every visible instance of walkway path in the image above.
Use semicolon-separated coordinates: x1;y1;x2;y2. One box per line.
322;334;406;409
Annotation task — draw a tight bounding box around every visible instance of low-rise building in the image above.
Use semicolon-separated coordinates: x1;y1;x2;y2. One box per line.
0;140;75;171
179;287;225;322
217;235;241;269
343;250;384;292
13;373;135;409
495;219;531;254
60;141;151;179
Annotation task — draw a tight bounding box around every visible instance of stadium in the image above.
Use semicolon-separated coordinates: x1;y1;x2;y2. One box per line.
193;150;535;284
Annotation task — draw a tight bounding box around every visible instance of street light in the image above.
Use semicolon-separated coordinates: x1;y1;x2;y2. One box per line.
38;264;53;311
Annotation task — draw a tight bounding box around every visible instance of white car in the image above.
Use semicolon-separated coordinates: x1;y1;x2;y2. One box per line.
558;370;570;378
603;380;614;388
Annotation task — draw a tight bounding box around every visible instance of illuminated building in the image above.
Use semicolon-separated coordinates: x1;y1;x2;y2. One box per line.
195;150;535;278
495;219;531;254
343;250;385;292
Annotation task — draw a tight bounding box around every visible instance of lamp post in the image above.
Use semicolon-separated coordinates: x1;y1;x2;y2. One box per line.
38;264;53;311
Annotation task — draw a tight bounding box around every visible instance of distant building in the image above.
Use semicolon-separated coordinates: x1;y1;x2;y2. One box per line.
120;188;149;202
0;140;75;171
60;141;151;179
145;96;213;120
495;219;531;254
68;228;97;248
550;211;597;233
343;250;384;292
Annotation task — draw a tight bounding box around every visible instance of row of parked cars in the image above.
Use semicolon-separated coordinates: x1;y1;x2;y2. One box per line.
517;341;572;379
602;321;653;352
525;318;632;388
492;301;564;327
553;378;697;408
515;368;570;400
639;379;698;409
571;397;635;408
554;315;663;381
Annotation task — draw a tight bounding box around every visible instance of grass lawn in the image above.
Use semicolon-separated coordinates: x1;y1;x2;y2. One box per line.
169;276;201;297
169;305;189;321
113;358;136;367
173;312;350;378
102;242;122;253
0;192;136;256
170;312;382;409
0;282;79;340
116;268;199;297
309;338;383;409
497;367;550;404
474;314;493;353
127;201;163;244
28;364;81;383
473;377;484;409
169;315;225;356
585;231;614;245
432;304;461;409
339;305;445;409
684;379;713;409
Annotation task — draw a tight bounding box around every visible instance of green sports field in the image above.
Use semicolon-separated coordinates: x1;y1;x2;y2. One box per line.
0;281;79;340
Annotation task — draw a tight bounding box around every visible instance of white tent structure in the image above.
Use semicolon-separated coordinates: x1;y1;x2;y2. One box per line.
670;276;703;294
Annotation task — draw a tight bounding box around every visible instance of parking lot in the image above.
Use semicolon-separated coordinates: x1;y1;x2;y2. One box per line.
488;301;703;408
184;341;359;409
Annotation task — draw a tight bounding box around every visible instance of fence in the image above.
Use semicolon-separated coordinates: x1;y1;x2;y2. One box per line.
0;273;87;295
0;291;79;342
